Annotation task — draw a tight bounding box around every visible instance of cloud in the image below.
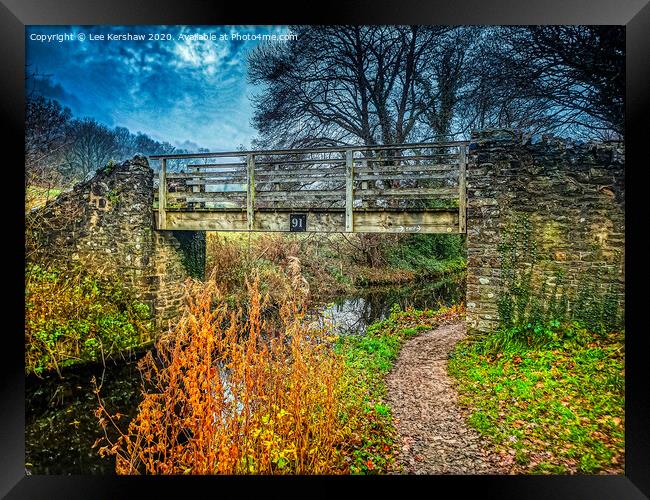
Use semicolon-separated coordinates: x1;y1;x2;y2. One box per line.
27;75;83;110
25;25;290;150
174;139;202;152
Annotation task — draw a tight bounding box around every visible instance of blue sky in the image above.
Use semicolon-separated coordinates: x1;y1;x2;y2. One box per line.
26;25;292;151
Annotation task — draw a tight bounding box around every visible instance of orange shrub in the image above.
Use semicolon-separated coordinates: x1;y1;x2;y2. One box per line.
94;272;345;474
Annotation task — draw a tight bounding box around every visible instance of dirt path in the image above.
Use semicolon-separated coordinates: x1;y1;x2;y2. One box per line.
386;321;506;475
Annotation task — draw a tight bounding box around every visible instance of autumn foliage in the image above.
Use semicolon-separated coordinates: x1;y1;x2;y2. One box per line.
94;272;346;474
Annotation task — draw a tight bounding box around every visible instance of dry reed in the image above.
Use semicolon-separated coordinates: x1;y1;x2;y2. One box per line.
94;271;346;474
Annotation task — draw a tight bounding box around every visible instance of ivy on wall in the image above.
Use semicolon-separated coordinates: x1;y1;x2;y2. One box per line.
173;231;207;280
496;213;623;333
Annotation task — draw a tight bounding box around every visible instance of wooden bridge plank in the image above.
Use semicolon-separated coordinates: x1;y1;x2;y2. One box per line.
257;190;345;199
355;187;459;197
355;164;458;174
353;210;459;233
355;173;457;182
165;210;248;231
459;147;467;234
167;192;247;200
247;154;255;231
156;209;459;233
167;172;242;179
149;141;468;161
170;171;348;182
346;149;354;232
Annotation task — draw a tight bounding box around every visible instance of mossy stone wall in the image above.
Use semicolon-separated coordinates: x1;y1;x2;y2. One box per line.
27;155;206;331
465;129;624;334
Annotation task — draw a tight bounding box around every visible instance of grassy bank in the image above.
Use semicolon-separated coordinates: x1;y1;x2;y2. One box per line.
335;303;465;473
448;321;625;474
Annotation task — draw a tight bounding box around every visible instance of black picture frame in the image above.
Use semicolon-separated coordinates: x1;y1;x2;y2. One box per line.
3;1;648;498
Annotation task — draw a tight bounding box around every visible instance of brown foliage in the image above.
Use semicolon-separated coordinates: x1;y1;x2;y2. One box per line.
94;272;346;474
205;233;310;309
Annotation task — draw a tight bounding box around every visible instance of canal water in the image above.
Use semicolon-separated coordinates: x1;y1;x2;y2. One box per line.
25;277;464;474
309;276;464;336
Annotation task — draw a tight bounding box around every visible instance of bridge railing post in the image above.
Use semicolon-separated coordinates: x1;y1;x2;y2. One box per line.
458;146;467;234
158;158;167;230
247;154;255;231
190;164;203;209
345;149;354;232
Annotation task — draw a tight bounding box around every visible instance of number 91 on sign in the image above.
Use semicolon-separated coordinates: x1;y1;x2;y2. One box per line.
289;213;307;232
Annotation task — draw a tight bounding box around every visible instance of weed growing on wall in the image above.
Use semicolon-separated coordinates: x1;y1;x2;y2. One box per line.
25;263;153;376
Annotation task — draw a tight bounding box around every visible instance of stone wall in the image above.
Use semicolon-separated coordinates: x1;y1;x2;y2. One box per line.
26;155;206;331
26;143;625;337
465;129;625;334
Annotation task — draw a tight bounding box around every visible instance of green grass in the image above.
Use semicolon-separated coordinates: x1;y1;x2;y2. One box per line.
334;315;409;473
334;303;464;474
448;321;625;474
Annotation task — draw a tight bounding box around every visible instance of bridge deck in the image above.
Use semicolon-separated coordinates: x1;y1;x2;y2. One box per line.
154;207;460;233
150;142;468;234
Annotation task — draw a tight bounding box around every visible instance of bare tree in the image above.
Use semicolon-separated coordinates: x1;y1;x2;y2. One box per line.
24;69;197;191
249;26;624;145
25;94;72;188
462;26;624;138
248;26;468;149
62;118;119;181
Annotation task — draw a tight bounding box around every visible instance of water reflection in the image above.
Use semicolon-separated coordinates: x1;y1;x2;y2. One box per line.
25;277;464;474
310;277;464;336
25;356;144;474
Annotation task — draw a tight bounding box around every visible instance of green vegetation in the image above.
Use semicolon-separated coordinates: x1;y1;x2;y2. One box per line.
386;233;466;276
449;319;625;474
497;213;623;333
206;231;466;304
335;304;465;473
106;189;120;205
25;263;153;376
26;185;62;210
92;266;463;475
451;213;625;475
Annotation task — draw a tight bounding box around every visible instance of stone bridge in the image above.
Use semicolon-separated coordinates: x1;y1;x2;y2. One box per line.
28;129;625;334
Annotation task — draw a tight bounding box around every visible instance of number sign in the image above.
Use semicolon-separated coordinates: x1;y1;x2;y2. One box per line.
289;213;307;232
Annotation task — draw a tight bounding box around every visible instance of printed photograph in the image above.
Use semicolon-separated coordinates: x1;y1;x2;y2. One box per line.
25;25;624;475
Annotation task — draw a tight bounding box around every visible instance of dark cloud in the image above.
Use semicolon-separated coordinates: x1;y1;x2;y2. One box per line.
27;75;82;110
174;139;202;152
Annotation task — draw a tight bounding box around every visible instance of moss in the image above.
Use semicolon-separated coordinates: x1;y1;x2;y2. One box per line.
25;263;153;376
497;213;623;333
107;189;120;205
